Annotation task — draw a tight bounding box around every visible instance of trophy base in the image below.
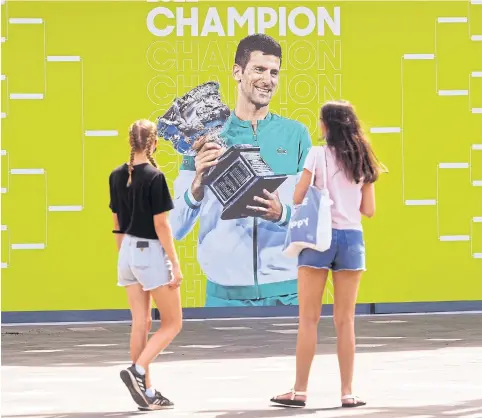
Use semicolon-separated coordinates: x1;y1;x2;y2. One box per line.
213;175;287;220
202;144;288;221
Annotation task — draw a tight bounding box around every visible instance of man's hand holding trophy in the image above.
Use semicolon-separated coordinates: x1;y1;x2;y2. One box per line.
157;81;287;221
191;135;226;202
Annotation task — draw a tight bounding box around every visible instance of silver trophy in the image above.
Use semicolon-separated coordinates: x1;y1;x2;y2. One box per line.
157;81;287;220
156;81;231;156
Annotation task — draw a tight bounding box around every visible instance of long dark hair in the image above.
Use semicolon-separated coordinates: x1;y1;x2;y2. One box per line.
321;100;386;184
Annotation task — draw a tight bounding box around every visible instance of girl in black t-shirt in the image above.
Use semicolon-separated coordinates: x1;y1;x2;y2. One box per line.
109;119;183;410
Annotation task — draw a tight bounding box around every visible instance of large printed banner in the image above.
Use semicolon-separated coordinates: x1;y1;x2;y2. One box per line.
1;0;482;313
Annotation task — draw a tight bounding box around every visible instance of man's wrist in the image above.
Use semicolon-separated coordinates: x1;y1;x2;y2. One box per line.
190;176;205;203
185;178;203;209
188;186;202;204
275;204;290;226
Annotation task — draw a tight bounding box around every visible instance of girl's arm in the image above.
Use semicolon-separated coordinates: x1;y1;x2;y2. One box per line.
112;213;124;251
153;212;180;269
360;182;376;218
293;169;313;205
154;212;183;288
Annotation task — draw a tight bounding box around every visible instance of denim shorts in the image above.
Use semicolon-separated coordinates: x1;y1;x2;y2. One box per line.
298;229;366;272
118;234;173;291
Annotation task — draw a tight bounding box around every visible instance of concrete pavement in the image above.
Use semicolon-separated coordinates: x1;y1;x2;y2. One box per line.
2;313;482;417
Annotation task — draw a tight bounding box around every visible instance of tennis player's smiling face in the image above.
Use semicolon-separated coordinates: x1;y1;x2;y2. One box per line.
235;51;280;108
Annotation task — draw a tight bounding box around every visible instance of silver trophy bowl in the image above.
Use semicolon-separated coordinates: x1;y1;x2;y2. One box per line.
156;81;231;156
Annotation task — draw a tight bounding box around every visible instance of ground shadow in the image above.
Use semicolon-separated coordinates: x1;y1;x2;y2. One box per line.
2;398;482;418
201;397;482;418
1;412;148;418
2;314;482;367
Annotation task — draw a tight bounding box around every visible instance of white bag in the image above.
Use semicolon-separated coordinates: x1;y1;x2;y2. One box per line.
282;146;333;257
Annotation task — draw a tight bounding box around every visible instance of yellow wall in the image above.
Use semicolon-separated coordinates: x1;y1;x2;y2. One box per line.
1;0;481;312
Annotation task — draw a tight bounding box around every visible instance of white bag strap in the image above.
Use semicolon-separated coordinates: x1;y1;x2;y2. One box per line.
311;146;328;189
320;145;328;190
310;148;318;186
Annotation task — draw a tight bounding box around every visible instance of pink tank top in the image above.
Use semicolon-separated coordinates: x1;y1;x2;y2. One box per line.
303;145;363;231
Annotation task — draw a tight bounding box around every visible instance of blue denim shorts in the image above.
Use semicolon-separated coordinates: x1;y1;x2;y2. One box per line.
298;229;366;272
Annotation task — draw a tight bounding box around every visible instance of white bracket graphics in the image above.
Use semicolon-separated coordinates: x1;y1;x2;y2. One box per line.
370;4;481;260
1;2;119;268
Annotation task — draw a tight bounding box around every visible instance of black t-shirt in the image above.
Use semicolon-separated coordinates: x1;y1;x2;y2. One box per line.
109;163;174;240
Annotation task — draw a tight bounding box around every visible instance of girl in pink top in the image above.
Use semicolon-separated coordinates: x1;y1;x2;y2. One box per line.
271;100;385;409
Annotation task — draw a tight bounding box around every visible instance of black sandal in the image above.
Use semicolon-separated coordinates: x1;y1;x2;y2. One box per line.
270;388;307;408
341;394;366;407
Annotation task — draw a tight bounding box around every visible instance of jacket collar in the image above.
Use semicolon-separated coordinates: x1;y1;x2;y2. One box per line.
229;110;273;129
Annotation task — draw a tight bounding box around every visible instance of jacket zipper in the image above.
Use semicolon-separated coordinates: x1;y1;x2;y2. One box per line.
252;123;260;299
